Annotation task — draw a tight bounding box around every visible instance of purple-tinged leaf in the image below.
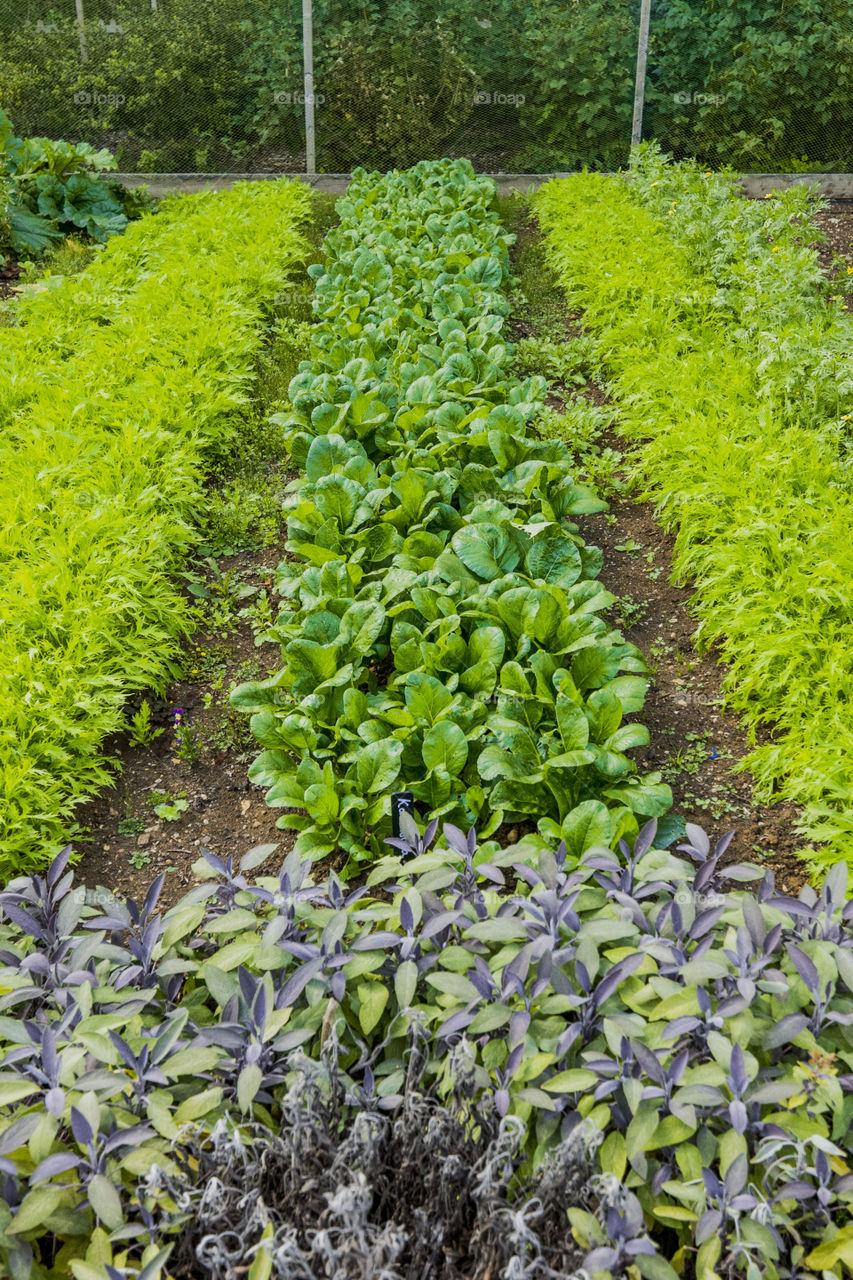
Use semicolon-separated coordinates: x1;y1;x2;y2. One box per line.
690;907;725;940
351;932;403;951
443;824;469;858
278;957;324;1007
774;1180;815;1202
505;1044;525;1079
2;905;46;942
728;1099;748;1134
787;944;820;994
632;1041;665;1085
593;953;644;1008
102;1125;156;1155
741;896;766;949
683;824;711;857
45;1087;65;1119
764;1013;809;1049
584;1247;620;1270
30;1153;81;1184
47;847;74;891
330;970;346;1002
438;1009;475;1038
695;1208;722;1243
633;820;657;861
509;1010;530;1049
475;863;505;885
421;910;463;939
0;1114;41;1155
729;1043;749;1096
495;1088;510;1117
70;1107;94;1147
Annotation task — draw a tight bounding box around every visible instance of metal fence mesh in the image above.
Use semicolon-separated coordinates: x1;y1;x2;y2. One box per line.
1;0;852;175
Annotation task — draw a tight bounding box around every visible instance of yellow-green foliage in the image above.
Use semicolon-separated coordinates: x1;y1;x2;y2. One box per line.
535;156;853;868
0;178;311;871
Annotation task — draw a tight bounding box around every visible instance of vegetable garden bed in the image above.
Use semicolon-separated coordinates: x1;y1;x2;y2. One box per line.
5;151;853;1280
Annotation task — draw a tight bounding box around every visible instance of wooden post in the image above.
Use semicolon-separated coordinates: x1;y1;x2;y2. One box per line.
631;0;652;146
75;0;88;62
302;0;316;176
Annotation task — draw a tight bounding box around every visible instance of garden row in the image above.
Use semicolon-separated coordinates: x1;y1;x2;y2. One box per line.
0;178;311;875
536;148;853;871
231;158;672;876
1;802;852;1275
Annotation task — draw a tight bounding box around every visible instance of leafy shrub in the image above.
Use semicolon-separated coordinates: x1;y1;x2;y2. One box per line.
0;108;141;254
3;0;852;172
648;0;853;171
232;159;670;874
1;815;853;1276
516;0;638;170
318;17;476;170
535;148;853;867
0;178;311;872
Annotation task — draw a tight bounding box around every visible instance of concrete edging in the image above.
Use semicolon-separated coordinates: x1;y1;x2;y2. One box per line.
115;171;853;200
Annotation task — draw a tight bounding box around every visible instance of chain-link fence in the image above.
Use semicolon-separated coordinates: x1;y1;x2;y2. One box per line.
1;0;852;175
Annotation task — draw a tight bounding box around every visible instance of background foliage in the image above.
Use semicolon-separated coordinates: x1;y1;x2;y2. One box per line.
0;0;851;172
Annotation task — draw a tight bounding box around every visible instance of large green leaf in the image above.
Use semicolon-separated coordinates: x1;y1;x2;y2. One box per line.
525;530;583;588
451;524;522;581
422;722;468;776
356;739;403;794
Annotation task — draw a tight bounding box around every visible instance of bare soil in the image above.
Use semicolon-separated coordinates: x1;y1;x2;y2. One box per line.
73;533;299;907
0;252;21;298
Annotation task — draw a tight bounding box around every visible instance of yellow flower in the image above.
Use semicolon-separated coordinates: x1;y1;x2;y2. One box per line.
842;414;851;420
772;246;780;252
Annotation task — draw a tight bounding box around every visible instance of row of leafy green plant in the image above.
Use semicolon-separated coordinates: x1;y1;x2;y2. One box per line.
1;809;852;1278
0;178;311;875
231;158;672;876
535;146;853;870
3;0;852;172
0;109;149;256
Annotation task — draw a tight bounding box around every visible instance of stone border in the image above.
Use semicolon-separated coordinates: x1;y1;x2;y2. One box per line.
113;171;853;200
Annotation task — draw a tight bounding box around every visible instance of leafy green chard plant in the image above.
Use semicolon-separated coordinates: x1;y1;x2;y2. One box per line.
232;160;671;874
0;108;141;252
0;817;853;1277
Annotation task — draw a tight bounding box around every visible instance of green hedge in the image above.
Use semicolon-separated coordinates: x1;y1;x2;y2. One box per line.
2;0;852;171
0;178;311;874
535;146;853;868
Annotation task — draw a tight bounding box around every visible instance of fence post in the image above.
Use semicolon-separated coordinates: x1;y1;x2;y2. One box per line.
74;0;88;62
631;0;652;146
302;0;316;177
